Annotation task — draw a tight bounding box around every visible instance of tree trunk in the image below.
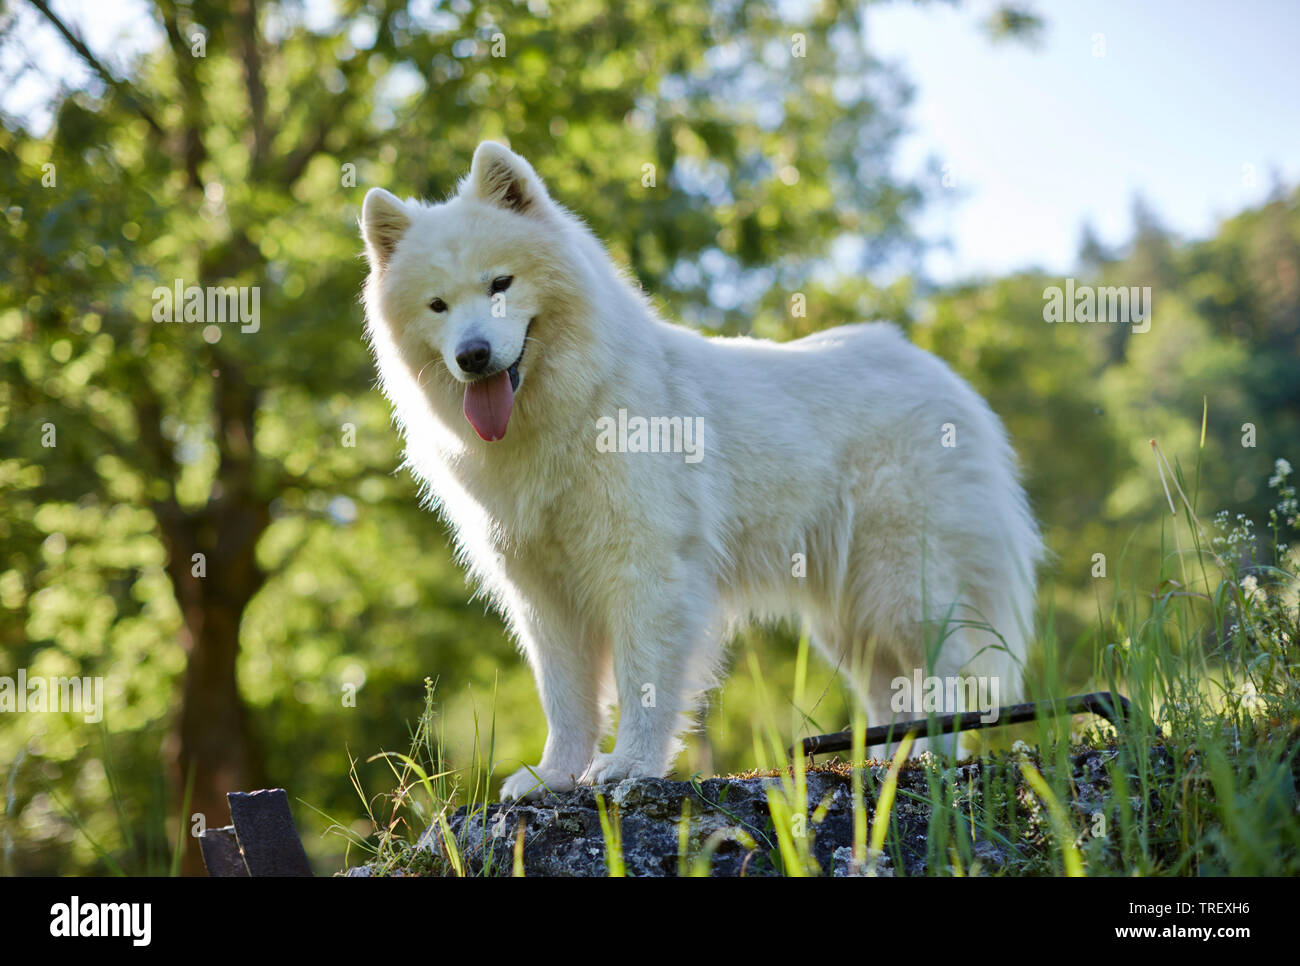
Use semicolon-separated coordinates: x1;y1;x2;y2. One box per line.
174;583;265;875
157;357;269;875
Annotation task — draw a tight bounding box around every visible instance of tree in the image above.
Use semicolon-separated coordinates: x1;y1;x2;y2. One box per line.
1076;219;1113;274
1;0;935;872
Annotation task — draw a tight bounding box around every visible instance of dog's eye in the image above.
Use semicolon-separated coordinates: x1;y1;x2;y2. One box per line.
429;298;448;313
490;275;513;294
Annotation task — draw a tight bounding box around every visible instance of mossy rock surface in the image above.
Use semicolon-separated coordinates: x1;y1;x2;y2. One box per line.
348;744;1177;877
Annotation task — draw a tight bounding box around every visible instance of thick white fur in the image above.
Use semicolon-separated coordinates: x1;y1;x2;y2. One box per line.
360;142;1043;801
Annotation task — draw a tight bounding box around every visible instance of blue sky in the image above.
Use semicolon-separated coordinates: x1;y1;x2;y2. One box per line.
866;0;1300;280
5;1;1298;283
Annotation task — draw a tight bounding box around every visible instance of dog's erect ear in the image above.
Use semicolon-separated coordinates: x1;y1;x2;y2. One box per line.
465;141;546;215
361;188;411;270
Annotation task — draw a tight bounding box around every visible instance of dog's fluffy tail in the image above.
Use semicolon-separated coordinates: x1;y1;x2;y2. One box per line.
979;477;1045;702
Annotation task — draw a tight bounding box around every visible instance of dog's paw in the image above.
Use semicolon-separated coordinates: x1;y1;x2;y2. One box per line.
500;764;577;802
583;751;660;786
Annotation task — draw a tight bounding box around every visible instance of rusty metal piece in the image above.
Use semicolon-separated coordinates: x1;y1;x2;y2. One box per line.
798;691;1135;758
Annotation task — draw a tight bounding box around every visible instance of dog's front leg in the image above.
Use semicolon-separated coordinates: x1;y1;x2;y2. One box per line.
500;605;607;802
585;578;714;785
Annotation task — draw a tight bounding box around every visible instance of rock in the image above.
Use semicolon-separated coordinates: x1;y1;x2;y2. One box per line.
414;766;935;877
831;845;893;876
380;746;1172;877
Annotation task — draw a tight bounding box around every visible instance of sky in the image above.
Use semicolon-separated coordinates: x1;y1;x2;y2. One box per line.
865;0;1300;280
4;0;1298;283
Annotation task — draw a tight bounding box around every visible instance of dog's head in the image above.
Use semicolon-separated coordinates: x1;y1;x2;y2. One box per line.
360;142;586;443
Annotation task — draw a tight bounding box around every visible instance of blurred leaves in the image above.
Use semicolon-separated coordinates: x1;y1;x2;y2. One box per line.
0;0;931;873
0;0;1295;875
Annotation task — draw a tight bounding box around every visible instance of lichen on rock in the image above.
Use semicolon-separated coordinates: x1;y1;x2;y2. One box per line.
343;745;1174;877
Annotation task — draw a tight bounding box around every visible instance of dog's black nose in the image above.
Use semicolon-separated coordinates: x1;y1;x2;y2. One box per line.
455;339;492;374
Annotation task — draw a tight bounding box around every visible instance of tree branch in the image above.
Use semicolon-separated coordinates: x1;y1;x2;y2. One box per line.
26;0;166;137
236;0;268;174
156;0;207;191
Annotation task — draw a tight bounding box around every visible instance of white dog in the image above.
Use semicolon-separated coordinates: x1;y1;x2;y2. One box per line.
360;142;1042;800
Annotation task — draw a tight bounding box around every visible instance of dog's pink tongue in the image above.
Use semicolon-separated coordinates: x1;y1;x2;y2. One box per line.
463;370;514;441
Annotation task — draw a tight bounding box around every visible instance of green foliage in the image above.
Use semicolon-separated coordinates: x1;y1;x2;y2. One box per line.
911;189;1300;661
1;0;1296;876
0;0;928;874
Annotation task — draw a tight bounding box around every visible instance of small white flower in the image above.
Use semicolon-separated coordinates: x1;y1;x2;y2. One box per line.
1237;680;1264;714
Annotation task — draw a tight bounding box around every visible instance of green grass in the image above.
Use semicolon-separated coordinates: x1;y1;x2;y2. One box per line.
345;455;1299;877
